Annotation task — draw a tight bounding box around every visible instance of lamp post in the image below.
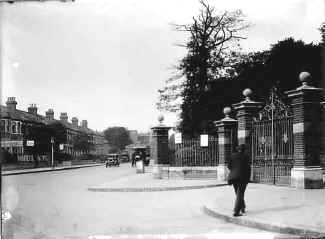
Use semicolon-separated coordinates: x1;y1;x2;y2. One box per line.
51;137;54;168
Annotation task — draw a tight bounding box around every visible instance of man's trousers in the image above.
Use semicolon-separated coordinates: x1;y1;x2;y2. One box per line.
232;181;248;214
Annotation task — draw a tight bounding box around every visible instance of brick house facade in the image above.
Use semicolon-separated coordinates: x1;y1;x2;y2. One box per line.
1;97;109;163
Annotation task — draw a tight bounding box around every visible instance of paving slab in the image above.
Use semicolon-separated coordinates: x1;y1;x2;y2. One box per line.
204;183;325;238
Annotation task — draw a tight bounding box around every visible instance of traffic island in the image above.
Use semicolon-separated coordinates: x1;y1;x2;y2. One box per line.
87;173;227;192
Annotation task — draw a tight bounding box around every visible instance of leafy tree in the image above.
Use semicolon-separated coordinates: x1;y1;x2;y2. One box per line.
229;38;323;101
319;23;325;45
72;133;94;154
24;124;53;154
24;123;54;166
157;0;249;137
103;127;132;153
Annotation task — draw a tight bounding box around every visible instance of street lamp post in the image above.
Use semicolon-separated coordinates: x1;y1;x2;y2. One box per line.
51;137;54;168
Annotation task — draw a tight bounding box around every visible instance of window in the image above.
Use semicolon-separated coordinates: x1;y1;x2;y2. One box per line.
17;121;21;134
0;119;5;133
12;121;17;134
10;121;22;134
6;119;10;133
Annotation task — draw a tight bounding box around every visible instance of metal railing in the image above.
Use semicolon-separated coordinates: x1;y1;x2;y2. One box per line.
169;136;219;167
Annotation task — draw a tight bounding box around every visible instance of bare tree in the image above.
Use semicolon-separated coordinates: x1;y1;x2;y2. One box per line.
157;0;249;136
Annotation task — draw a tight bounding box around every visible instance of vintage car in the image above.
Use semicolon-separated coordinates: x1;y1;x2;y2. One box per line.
105;154;120;167
119;153;130;163
132;146;150;166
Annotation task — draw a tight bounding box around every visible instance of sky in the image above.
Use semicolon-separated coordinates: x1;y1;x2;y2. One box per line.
1;0;324;132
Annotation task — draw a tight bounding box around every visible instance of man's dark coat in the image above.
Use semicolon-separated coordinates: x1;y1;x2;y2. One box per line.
227;152;251;184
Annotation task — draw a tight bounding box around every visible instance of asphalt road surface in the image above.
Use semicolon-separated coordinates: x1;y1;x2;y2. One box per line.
2;164;275;239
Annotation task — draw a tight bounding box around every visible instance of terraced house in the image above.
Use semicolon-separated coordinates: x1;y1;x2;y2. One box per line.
1;97;109;164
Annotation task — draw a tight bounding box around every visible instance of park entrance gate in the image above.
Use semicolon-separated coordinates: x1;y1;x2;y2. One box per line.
251;88;294;185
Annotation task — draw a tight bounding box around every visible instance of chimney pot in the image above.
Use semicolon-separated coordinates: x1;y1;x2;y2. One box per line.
60;112;68;122
72;117;79;127
6;97;17;111
28;103;38;115
81;120;88;128
46;109;54;120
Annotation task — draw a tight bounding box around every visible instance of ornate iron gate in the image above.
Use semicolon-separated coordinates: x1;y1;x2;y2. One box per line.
251;88;294;185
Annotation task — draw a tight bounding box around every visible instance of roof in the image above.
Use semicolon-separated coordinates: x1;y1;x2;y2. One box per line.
1;105;104;137
47;119;104;136
1;105;45;124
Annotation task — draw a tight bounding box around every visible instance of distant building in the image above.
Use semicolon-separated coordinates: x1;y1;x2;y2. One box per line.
128;130;138;144
137;132;151;145
1;97;109;163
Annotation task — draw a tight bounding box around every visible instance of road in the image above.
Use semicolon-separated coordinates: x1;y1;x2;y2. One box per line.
2;164;273;238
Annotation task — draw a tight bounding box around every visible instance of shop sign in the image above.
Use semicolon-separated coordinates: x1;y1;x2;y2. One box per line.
26;140;34;147
175;133;182;144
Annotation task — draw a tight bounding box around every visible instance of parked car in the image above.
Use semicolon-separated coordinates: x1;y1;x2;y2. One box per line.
120;153;130;163
132;146;150;166
105;154;120;167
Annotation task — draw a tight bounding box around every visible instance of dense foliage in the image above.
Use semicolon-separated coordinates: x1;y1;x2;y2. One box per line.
103;127;132;153
72;133;95;154
24;123;53;155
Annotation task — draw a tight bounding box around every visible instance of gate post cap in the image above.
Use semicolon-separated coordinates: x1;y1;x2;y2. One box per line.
243;88;252;101
223;107;231;116
299;71;311;86
158;114;164;124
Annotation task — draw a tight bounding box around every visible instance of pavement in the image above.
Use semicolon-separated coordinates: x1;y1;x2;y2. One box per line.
88;165;325;239
204;183;325;238
3;163;325;238
1;163;104;176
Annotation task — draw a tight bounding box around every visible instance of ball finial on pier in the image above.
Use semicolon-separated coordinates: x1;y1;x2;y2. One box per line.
158;114;164;124
299;71;311;87
223;107;231;117
243;88;252;101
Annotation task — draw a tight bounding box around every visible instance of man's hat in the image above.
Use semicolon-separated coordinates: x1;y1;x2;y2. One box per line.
236;144;246;151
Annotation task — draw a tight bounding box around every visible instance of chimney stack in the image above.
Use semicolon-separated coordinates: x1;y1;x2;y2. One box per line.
81;120;88;128
72;117;79;127
45;109;54;120
60;112;68;122
6;97;17;111
28;103;38;115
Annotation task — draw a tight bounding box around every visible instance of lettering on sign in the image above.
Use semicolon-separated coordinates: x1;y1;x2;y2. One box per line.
175;133;182;144
293;123;305;134
26;140;34;147
200;134;208;147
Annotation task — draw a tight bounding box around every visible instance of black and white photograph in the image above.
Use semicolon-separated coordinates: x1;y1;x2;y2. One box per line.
1;0;325;238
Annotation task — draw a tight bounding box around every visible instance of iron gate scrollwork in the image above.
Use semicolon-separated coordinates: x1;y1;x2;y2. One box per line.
251;87;294;185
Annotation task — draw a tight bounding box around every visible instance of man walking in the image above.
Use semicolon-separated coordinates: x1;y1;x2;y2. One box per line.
227;144;251;217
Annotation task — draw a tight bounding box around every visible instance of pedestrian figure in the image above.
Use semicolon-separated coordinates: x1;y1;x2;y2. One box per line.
135;151;141;163
227;144;251;217
131;151;136;167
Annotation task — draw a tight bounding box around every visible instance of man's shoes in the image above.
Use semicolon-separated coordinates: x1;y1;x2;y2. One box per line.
233;212;241;217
